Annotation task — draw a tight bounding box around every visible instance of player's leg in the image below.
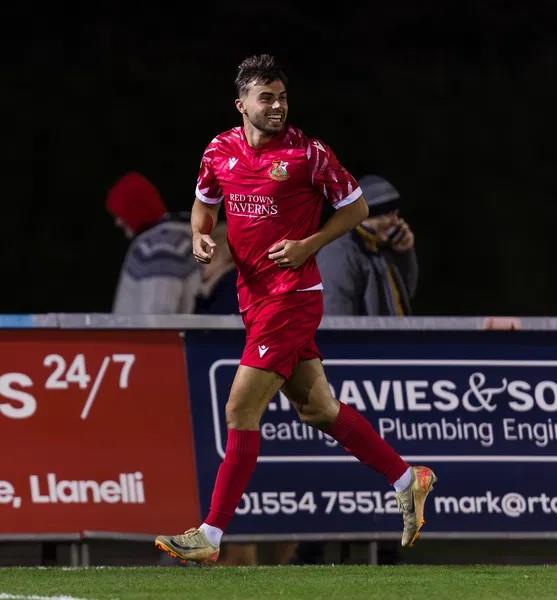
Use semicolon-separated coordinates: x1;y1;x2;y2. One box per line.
280;358;338;427
155;365;284;564
282;358;408;480
282;358;437;547
203;365;284;530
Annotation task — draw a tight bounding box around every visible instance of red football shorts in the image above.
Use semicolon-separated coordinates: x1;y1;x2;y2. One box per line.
240;291;324;380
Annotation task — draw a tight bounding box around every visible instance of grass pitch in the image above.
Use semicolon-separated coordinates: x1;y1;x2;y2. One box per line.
0;565;555;600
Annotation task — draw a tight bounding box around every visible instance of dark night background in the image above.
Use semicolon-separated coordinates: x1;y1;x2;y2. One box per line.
4;2;557;316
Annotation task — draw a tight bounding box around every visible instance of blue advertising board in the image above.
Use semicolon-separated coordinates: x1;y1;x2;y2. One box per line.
185;328;557;537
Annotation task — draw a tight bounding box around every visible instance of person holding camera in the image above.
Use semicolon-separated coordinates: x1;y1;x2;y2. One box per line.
317;174;418;316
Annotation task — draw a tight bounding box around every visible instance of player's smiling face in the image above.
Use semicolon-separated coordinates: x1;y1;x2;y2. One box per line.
237;79;288;136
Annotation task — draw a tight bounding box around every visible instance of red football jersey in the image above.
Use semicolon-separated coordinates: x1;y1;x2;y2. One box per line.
196;125;361;312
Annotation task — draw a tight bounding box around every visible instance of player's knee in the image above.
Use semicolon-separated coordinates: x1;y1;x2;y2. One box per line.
225;401;260;429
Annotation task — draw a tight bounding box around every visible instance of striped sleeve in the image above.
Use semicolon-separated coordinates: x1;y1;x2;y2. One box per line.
307;138;361;209
195;138;224;204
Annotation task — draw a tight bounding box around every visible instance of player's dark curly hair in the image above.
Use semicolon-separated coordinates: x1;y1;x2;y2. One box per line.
235;54;288;97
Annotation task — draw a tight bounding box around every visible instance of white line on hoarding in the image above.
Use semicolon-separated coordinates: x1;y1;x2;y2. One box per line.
254;455;557;463
209;359;233;458
80;356;110;420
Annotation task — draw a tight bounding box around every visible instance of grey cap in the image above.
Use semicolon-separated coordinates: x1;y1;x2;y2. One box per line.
359;174;400;216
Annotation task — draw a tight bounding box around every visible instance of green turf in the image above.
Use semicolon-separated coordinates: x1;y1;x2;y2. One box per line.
0;565;555;600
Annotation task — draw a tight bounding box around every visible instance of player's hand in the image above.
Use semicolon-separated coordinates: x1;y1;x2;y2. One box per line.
389;220;414;253
193;233;216;263
268;239;312;269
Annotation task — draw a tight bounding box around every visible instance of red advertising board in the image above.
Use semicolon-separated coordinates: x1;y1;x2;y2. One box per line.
0;330;200;534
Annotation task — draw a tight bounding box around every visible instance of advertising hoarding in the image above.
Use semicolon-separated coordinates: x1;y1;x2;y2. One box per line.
186;328;557;536
0;330;199;535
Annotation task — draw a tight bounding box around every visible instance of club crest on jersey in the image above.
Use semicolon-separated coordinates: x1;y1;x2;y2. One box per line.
269;160;289;182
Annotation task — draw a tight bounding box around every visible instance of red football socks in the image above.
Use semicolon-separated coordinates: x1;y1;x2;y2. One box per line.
204;428;260;531
329;402;408;484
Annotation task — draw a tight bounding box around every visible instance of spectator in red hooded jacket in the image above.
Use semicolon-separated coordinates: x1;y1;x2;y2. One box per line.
106;171;201;314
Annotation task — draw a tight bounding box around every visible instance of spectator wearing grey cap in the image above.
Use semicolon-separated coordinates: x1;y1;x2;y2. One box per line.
316;174;418;315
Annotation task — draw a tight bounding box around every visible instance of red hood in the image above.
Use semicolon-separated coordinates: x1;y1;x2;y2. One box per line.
106;172;166;234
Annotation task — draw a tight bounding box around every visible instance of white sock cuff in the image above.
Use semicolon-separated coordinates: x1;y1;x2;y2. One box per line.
200;523;223;547
393;466;413;492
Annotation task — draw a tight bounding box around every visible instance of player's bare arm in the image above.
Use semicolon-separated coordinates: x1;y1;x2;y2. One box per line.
268;195;368;268
191;198;219;263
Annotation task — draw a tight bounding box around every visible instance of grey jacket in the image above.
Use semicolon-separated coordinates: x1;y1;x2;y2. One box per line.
113;214;201;314
316;230;418;316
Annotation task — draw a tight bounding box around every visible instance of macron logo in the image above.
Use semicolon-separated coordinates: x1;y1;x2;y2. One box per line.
229;157;238;170
258;344;270;358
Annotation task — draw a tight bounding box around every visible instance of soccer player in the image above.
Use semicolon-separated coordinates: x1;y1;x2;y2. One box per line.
155;54;436;565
